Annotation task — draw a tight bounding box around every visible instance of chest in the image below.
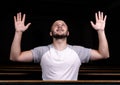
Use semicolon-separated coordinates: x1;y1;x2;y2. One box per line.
41;48;81;67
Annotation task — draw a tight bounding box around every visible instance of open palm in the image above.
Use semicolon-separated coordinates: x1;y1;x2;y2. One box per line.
14;12;31;32
90;11;107;31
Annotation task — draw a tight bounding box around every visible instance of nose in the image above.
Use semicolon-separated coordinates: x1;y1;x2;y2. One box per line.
57;24;62;28
58;26;62;29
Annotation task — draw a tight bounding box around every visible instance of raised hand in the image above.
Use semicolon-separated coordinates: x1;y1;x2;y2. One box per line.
90;11;107;31
14;12;31;32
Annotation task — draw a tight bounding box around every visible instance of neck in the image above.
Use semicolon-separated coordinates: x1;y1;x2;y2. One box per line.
52;38;67;51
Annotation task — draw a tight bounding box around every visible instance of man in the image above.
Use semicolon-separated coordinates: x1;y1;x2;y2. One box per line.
10;11;109;80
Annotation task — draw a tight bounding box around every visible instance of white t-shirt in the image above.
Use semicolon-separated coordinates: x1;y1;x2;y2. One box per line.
31;44;91;80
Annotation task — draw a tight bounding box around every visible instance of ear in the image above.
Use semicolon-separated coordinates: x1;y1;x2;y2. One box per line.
50;31;52;36
67;31;69;36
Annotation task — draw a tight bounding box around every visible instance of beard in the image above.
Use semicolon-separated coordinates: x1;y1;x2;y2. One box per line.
51;31;69;39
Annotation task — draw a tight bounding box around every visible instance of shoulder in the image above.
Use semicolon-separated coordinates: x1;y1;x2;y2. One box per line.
68;44;91;52
31;44;52;52
34;44;51;49
68;44;86;49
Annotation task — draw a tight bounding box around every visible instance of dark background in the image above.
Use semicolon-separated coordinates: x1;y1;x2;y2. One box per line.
0;0;119;67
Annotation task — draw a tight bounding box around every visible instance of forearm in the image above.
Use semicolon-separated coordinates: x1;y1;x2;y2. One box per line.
97;30;109;58
10;31;23;61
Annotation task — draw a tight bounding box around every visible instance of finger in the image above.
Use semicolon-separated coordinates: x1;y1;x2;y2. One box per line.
101;12;103;20
95;12;98;22
26;23;31;28
104;15;107;22
19;12;21;21
22;14;26;22
98;11;101;20
14;16;16;23
17;13;19;21
17;12;21;21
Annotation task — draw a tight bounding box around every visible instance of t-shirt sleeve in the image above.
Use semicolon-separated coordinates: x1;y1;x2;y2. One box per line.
72;46;91;63
31;46;49;63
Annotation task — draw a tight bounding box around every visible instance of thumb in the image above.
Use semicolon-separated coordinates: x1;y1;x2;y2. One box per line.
90;21;95;28
26;23;31;29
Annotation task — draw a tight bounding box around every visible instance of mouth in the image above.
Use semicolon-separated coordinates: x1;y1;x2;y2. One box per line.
56;28;64;32
57;30;63;32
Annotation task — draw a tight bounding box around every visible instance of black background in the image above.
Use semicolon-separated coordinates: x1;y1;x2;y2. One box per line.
0;0;119;67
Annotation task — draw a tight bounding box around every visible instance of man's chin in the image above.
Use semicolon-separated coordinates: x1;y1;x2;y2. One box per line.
52;35;68;39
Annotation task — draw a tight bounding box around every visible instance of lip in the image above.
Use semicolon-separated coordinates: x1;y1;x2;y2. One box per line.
56;28;64;31
57;29;64;31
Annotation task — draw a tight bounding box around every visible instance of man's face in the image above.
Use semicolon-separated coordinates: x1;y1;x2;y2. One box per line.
50;20;69;39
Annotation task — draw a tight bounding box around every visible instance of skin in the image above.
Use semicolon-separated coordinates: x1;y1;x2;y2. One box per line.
10;11;109;62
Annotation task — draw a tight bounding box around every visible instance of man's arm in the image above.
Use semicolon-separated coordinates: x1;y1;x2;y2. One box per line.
90;11;110;60
10;12;32;62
